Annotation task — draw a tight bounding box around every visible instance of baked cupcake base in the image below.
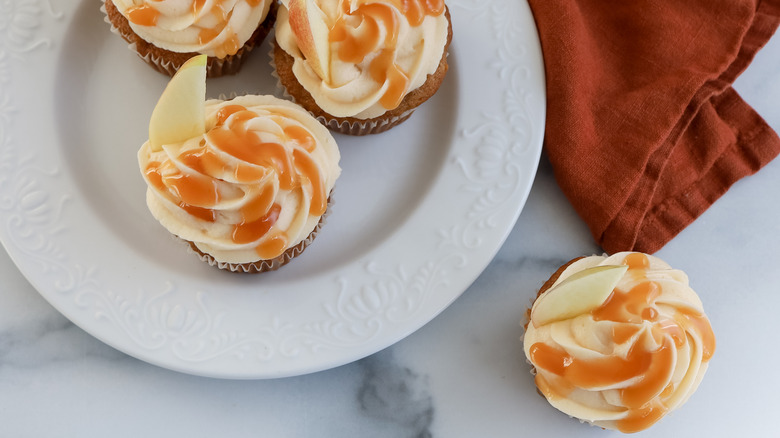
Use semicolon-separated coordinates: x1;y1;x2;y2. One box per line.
103;0;277;78
272;7;453;136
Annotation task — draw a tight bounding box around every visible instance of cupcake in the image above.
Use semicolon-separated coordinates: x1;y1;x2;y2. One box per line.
138;56;341;273
273;0;453;135
103;0;277;77
523;252;716;433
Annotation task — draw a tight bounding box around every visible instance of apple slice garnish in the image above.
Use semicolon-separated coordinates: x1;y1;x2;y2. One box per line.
531;265;628;327
288;0;331;82
148;54;207;152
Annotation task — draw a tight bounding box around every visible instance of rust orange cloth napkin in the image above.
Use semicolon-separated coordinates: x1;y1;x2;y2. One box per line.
527;0;780;253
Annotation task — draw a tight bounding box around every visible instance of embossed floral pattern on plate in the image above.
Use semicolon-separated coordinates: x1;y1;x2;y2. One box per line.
0;0;545;378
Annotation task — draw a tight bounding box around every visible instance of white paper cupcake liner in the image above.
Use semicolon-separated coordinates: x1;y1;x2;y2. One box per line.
313;110;416;135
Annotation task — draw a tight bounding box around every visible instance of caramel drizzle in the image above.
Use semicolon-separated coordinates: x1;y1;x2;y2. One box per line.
145;104;325;259
324;0;445;109
127;4;160;26
529;253;716;432
128;0;264;58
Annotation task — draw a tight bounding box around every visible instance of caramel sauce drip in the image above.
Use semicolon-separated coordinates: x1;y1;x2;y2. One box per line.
240;183;276;223
144;104;326;260
330;4;392;63
207;109;296;190
618;401;668;434
136;0;258;57
214;33;240;58
192;0;207;16
624;252;650;270
369;49;410;109
404;0;445;25
284;125;317;152
145;162;165;191
659;383;675;399
192;0;243;58
127;4;160;26
181;204;217;222
612;325;640;344
529;333;672;395
293;148;327;216
234;163;265;183
530;253;716;432
147;161;220;222
255;233;289;259
216;105;246;125
327;0;444;109
180;146;225;178
213;1;229;22
592;281;660;324
163;166;221;207
619;335;675;410
233;203;281;244
680;308;716;361
378;0;445;25
534;373;573;401
198;27;221;45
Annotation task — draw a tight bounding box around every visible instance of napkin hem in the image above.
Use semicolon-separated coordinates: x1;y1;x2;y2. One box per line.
634;89;780;253
598;0;780;253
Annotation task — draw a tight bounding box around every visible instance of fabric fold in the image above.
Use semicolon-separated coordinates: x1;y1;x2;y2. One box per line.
528;0;780;253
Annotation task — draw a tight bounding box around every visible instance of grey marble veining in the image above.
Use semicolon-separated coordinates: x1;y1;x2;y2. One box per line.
357;350;434;438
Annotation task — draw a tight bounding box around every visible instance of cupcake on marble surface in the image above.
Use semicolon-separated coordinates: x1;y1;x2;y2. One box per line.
138;56;341;273
523;252;716;433
273;0;453;135
103;0;277;77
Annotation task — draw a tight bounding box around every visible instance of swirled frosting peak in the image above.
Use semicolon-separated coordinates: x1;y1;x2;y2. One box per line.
276;0;450;118
524;252;716;433
138;95;341;264
113;0;272;58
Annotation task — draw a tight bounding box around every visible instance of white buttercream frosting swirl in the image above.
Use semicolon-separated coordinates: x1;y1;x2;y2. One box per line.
523;252;716;433
112;0;272;58
275;0;450;119
138;95;341;264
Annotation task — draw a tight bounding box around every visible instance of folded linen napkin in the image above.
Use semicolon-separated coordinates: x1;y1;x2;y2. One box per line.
527;0;780;253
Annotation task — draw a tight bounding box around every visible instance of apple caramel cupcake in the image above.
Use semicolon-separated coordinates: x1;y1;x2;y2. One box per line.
272;0;453;135
138;56;341;273
103;0;277;77
523;252;716;433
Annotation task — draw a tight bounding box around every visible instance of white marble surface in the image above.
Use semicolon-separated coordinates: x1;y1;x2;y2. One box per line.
3;7;780;438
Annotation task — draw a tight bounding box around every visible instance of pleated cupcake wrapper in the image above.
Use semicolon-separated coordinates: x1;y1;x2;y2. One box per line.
314;110;415;135
101;0;251;77
269;46;415;135
184;194;334;274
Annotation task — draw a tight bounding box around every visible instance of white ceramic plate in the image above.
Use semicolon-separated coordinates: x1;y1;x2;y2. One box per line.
0;0;545;378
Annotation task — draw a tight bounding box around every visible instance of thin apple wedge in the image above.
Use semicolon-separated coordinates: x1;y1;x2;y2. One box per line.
531;265;628;327
149;54;207;152
288;0;331;82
